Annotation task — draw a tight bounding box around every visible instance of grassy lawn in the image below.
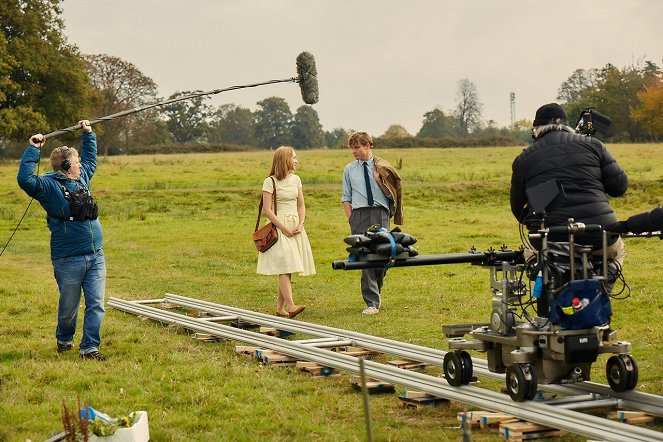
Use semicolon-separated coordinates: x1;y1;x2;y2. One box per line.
0;145;662;441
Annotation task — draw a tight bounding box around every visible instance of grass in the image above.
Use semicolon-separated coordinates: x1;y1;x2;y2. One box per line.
0;145;662;441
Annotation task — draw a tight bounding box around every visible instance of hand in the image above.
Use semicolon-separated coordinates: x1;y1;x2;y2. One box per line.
79;120;92;133
605;221;628;234
282;228;295;238
30;134;45;148
292;224;303;235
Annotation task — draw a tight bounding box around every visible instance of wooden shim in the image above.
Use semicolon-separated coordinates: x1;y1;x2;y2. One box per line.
191;332;222;342
234;345;258;357
262;354;297;365
388;359;430;371
229;320;260;330
399;398;446;410
160;302;177;309
256;349;297;365
258;327;294;338
350;375;395;394
481;414;519;429
456;411;482;429
295;361;336;377
399;391;447;409
500;421;564;441
608;410;656;424
457;411;516;430
402;390;438;399
337;346;383;358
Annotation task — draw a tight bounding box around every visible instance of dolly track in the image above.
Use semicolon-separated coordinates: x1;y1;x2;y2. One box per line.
109;295;663;441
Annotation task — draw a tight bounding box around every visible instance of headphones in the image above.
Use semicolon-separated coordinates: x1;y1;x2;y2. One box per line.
61;147;71;171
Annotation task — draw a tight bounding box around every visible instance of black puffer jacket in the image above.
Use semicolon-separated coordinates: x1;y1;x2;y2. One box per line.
510;130;628;248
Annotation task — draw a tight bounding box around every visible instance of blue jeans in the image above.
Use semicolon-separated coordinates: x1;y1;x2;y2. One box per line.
53;249;106;354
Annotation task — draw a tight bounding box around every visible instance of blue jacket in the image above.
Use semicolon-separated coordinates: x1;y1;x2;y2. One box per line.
17;132;103;260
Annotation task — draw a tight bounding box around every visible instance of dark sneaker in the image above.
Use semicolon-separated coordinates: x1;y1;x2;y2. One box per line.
80;351;107;361
57;342;73;353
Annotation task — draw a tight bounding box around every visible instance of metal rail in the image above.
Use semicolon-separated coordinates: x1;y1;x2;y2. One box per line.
109;297;663;441
159;293;663;417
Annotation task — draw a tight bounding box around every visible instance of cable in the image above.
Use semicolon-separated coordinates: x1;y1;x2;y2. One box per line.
0;150;40;257
0;198;35;257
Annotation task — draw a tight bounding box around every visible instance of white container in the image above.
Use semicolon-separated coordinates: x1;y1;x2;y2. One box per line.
89;411;149;442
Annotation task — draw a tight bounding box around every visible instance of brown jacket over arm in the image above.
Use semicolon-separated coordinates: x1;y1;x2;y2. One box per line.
374;156;403;225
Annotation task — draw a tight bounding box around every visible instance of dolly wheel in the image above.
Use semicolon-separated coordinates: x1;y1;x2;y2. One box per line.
607;355;638;393
626;356;639;390
443;351;464;386
506;364;537;402
459;350;474;384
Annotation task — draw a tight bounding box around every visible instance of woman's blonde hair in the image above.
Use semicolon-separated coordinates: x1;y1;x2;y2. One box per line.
269;146;295;180
49;146;78;171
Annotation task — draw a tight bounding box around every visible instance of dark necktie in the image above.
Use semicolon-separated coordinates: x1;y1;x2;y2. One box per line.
363;162;374;206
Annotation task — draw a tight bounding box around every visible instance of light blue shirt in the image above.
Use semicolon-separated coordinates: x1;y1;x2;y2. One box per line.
341;157;390;210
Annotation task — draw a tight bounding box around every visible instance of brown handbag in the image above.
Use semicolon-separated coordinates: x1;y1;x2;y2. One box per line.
252;176;278;253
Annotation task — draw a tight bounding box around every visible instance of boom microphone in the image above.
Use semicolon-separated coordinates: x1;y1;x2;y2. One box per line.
37;52;320;140
296;51;319;105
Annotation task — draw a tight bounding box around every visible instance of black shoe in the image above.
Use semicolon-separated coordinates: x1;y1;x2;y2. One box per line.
57;343;73;353
80;351;107;361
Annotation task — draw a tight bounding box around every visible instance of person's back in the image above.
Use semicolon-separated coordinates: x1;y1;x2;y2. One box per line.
510;103;628;249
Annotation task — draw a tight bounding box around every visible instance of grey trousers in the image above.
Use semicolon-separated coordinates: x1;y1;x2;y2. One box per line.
349;206;390;308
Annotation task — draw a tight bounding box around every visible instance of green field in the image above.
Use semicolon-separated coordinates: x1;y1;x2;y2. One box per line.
1;145;662;441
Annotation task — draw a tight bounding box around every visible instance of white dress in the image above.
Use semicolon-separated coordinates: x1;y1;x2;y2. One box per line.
256;174;316;276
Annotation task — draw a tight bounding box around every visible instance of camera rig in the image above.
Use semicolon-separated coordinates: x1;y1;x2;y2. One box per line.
332;221;660;401
574;107;612;136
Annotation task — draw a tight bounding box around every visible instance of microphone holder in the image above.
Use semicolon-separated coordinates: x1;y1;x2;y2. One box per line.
41;77;299;140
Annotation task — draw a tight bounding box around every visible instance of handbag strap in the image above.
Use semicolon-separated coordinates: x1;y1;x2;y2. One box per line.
254;176;277;232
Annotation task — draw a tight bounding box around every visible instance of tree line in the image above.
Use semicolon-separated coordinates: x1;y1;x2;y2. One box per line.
2;1;662;158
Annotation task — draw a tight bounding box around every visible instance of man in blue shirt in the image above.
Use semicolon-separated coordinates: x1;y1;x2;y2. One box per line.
342;131;402;315
17;121;107;360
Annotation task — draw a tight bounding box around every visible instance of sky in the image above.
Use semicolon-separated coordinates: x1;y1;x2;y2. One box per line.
60;0;663;137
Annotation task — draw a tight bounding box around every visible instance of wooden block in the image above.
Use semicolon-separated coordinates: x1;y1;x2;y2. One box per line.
608;410;655;424
337;346;383;358
296;362;336;377
234;345;258;356
257;350;297;365
255;348;275;358
229;320;260;330
388;359;430;371
402;390;437;399
350;376;395;394
625;416;656;424
500;421;564;441
457;411;515;430
456;411;482;429
262;354;297;365
398;391;447;409
480;412;517;429
258;327;294;338
399;398;446;410
192;332;222;342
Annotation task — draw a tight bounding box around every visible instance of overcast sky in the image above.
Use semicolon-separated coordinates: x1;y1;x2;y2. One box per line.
60;0;663;137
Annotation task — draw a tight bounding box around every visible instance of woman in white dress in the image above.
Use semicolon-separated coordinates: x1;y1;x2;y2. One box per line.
256;146;316;318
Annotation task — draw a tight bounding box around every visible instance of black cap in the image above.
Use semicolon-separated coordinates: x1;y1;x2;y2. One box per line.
533;103;567;126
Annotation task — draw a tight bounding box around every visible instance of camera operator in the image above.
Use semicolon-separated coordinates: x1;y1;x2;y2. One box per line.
17;121;107;361
510;103;628;289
